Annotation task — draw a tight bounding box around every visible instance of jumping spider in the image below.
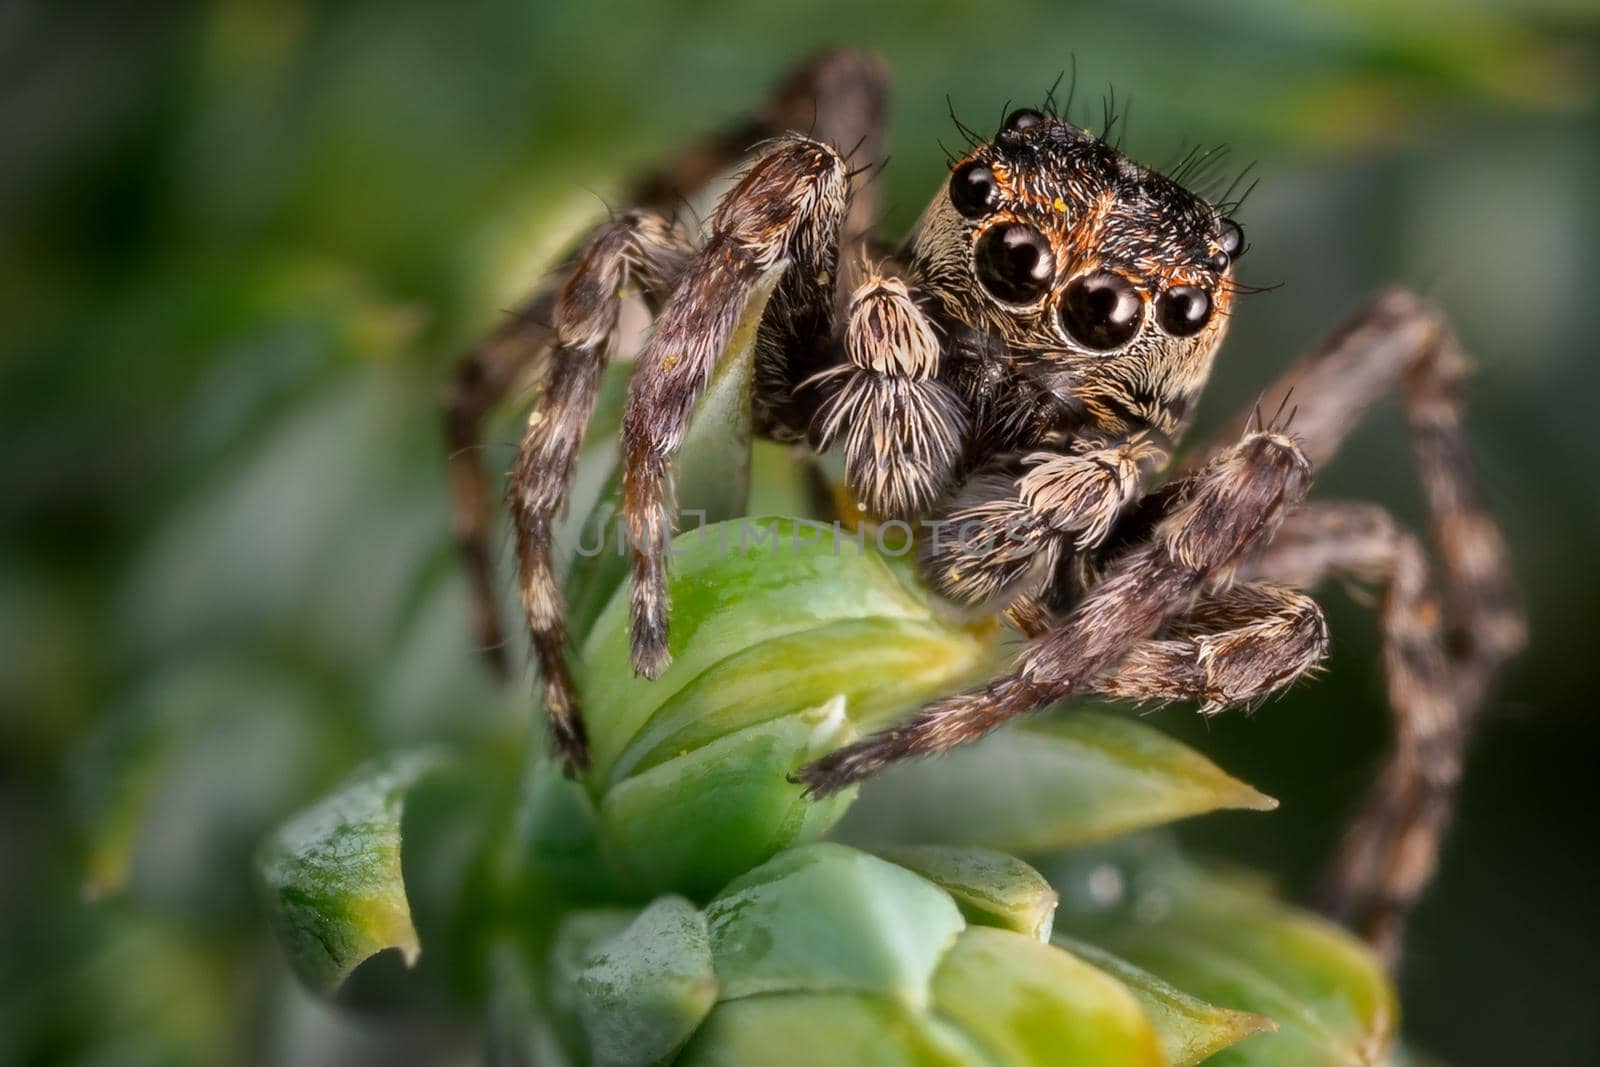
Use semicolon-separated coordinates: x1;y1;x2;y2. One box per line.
444;51;1523;963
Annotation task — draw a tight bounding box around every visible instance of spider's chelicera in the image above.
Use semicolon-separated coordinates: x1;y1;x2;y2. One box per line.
444;51;1523;965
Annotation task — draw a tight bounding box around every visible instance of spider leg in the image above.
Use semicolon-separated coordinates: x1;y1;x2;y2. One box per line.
444;293;557;677
1096;581;1329;711
1192;288;1525;960
508;212;695;770
443;47;886;676
632;47;888;306
1242;502;1464;963
624;135;851;678
795;426;1312;794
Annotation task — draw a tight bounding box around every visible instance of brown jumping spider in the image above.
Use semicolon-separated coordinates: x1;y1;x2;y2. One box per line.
444;51;1523;962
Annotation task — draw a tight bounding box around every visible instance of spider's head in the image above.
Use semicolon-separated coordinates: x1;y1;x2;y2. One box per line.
911;107;1247;436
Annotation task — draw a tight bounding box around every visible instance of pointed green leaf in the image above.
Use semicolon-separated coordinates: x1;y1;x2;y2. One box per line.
677;993;988;1067
596;699;858;899
256;750;444;993
1051;843;1398;1067
579;517;992;787
572;896;718;1067
875;846;1059;942
609;616;991;785
932;926;1166;1067
1054;935;1276;1067
705;842;964;1010
837;710;1275;853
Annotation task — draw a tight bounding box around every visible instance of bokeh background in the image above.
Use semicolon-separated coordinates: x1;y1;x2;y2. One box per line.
2;1;1597;1064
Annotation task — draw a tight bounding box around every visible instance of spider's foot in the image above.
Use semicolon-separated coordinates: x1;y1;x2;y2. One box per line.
791;734;900;798
628;623;672;680
546;705;592;778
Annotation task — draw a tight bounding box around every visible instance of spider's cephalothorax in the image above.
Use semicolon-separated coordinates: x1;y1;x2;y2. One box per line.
910;108;1239;451
445;51;1523;966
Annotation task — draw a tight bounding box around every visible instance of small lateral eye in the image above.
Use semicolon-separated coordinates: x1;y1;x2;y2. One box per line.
1217;217;1245;257
1157;285;1213;337
1059;271;1145;350
949;161;1001;219
1004;108;1046;132
974;223;1055;305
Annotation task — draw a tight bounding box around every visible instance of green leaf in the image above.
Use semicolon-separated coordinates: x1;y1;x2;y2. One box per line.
256;750;444;993
704;842;965;1010
549;909;639;1058
596;699;858;900
875;846;1059;942
579;517;993;788
1051;842;1398;1067
515;755;610;903
608;616;990;785
931;926;1166;1067
487;937;575;1067
571;896;718;1067
838;710;1275;853
676;993;988;1067
1053;935;1276;1067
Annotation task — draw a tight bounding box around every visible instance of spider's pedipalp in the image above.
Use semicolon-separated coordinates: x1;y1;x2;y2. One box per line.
623;135;852;678
812;271;968;517
508;211;696;771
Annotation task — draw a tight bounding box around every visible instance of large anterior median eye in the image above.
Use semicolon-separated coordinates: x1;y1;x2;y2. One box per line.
1059;271;1144;350
974;224;1055;304
1157;285;1213;336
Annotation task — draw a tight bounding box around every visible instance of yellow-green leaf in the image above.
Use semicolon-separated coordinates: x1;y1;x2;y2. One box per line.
876;846;1059;942
704;842;964;1010
1054;935;1276;1067
1051;843;1398;1067
932;927;1166;1067
256;750;443;993
839;711;1275;853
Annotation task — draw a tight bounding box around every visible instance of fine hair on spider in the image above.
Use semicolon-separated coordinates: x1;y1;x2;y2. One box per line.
443;48;1523;969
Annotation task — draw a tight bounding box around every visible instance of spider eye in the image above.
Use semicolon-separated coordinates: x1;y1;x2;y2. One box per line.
974;224;1055;305
1004;107;1046;132
949;161;1001;219
1059;272;1145;350
1156;285;1213;337
1217;218;1245;257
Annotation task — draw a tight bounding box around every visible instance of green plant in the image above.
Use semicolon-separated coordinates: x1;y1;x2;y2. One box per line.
252;311;1408;1066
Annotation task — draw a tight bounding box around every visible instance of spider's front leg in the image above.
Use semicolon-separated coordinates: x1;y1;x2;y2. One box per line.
507;212;695;768
1096;580;1330;713
624;135;851;677
795;425;1313;794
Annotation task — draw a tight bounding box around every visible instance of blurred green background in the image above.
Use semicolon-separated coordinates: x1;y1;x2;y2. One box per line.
2;1;1597;1064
